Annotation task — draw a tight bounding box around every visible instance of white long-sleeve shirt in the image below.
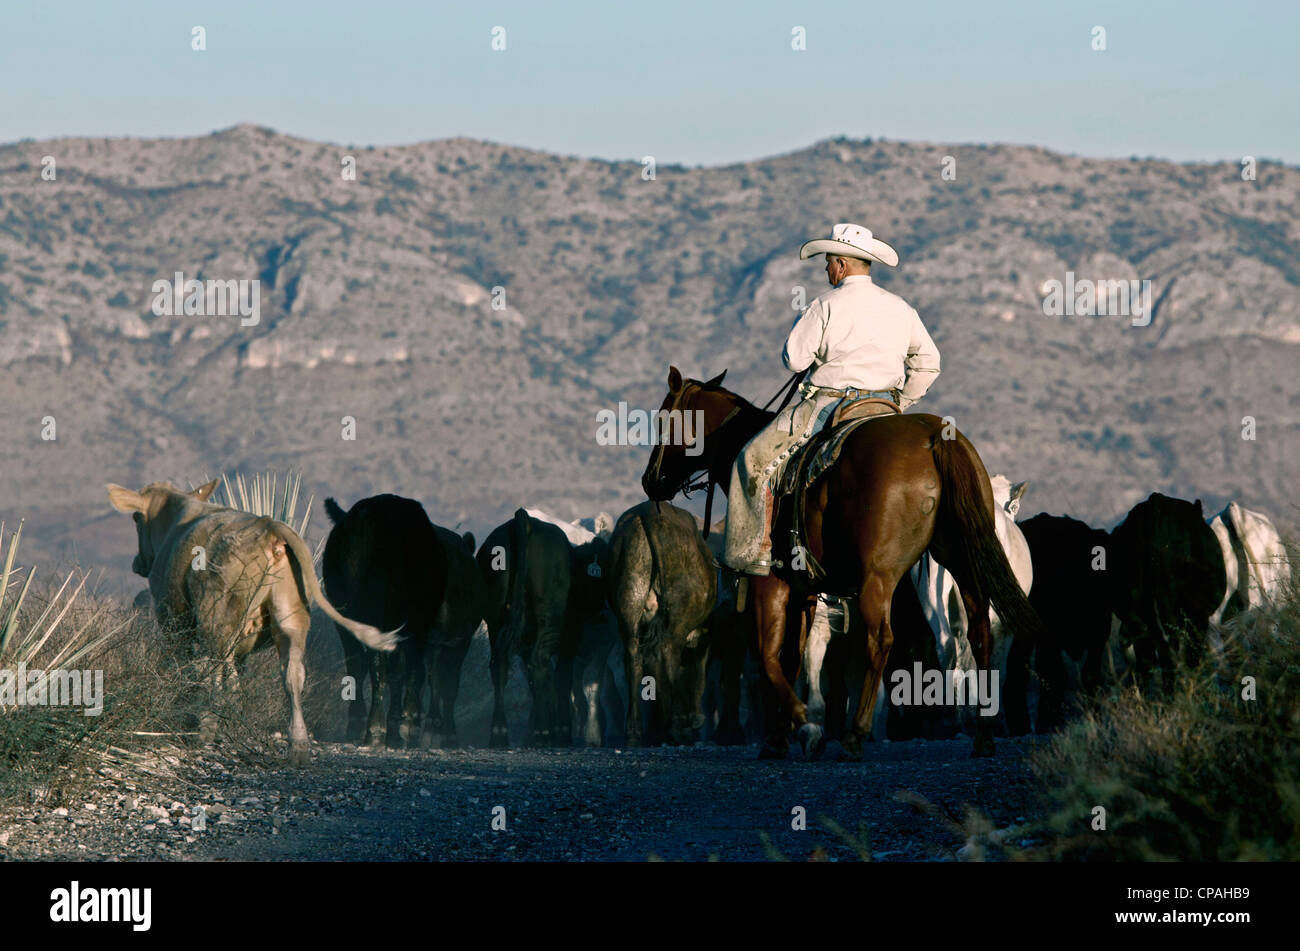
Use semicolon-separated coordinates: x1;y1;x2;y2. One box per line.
782;274;940;408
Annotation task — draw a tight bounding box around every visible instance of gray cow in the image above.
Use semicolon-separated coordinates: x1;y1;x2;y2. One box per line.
606;501;717;746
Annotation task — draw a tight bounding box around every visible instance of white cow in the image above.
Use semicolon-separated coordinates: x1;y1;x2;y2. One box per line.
524;508;623;745
1208;502;1291;625
801;474;1033;739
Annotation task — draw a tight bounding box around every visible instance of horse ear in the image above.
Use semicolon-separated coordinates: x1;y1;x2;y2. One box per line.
703;369;727;388
1011;481;1029;503
668;366;683;391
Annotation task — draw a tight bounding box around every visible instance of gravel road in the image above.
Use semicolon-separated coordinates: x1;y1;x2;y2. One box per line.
0;736;1042;862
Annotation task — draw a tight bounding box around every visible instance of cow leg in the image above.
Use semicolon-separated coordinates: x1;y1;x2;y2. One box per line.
527;618;562;746
365;649;387;747
1003;633;1033;736
715;620;745;745
270;607;312;766
422;641;444;749
553;646;577;747
337;627;370;744
959;587;996;757
601;643;626;747
1034;642;1067;733
488;635;511;748
398;644;425;748
622;629;645;748
436;639;467;748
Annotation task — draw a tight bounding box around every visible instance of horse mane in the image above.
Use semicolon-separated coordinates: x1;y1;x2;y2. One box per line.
688;375;763;414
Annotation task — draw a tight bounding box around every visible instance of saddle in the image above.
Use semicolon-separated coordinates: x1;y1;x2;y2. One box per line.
773;396;901;581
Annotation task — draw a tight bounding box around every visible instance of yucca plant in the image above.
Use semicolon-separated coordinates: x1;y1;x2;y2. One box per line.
0;520;124;673
193;469;322;562
0;520;174;805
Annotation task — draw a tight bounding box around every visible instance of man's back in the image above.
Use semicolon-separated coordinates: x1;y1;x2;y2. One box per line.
783;274;939;401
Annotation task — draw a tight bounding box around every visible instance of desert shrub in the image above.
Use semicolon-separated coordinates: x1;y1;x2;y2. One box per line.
1021;561;1299;861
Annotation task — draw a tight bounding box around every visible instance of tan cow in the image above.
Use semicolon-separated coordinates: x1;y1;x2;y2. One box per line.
107;479;397;763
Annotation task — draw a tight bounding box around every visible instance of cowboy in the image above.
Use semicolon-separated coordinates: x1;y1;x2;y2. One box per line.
723;222;941;576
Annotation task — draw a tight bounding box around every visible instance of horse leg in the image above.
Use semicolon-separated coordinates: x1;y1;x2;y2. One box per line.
753;577;806;759
794;597;826;759
845;572;894;761
960;587;997;757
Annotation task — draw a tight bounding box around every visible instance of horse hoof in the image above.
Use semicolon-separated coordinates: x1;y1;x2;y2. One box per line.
840;734;863;762
757;739;788;760
798;723;825;761
288;745;311;767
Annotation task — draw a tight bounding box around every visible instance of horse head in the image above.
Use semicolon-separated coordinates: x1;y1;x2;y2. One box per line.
641;365;751;502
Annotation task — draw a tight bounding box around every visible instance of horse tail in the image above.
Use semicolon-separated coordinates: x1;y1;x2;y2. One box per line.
932;436;1039;644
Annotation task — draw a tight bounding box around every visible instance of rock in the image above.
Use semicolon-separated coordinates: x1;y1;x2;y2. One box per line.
52;807;69;817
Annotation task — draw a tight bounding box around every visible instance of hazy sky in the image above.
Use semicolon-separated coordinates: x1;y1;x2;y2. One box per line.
2;0;1296;166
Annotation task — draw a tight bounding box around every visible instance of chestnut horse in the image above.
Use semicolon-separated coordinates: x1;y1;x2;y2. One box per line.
641;367;1038;760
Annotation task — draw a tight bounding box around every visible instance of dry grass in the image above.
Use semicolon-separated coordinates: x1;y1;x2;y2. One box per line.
1016;561;1300;861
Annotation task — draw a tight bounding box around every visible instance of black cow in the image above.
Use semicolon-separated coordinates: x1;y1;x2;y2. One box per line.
477;509;613;747
1008;513;1114;733
423;525;487;748
322;494;449;748
1109;493;1227;692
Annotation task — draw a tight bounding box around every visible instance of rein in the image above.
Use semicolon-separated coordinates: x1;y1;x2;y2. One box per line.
650;372;800;540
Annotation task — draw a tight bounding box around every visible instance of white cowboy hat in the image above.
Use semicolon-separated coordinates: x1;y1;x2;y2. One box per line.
799;222;899;267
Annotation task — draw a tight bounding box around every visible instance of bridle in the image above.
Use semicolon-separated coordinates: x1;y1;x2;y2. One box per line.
646;371;805;538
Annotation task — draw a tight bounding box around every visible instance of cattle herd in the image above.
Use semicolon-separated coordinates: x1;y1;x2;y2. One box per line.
107;448;1292;762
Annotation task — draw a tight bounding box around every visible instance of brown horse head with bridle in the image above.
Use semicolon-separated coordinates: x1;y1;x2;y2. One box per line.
641;365;1039;761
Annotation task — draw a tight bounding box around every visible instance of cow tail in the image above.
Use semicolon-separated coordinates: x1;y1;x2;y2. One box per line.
503;509;532;654
634;512;670;649
324;497;347;525
274;522;400;652
931;437;1039;644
